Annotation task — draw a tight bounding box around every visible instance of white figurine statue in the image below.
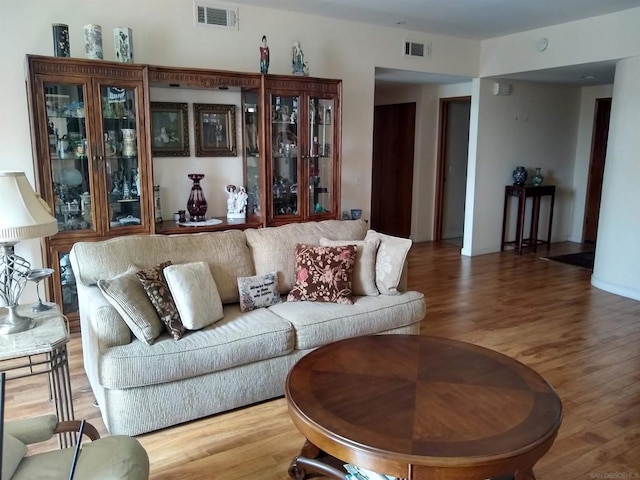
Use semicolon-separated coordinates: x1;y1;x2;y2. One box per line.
226;184;247;219
235;186;248;214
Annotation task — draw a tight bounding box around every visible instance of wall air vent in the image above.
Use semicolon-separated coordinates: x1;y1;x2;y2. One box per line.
195;2;238;30
404;41;424;57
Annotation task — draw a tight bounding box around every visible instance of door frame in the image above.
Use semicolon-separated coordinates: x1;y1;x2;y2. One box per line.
434;96;471;241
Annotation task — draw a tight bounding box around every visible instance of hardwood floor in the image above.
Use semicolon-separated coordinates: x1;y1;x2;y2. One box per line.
4;241;639;479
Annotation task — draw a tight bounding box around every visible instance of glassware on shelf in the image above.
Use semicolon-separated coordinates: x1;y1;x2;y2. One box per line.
27;268;55;312
187;173;208;221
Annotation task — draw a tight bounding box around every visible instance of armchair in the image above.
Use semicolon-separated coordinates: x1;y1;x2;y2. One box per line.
2;415;149;480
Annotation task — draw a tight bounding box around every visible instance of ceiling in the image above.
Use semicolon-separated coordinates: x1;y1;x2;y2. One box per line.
231;0;640;86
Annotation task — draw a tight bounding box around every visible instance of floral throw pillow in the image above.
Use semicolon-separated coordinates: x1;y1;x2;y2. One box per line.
136;261;185;340
287;244;357;304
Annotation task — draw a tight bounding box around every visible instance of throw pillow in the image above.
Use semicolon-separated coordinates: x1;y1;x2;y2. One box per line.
287;244;357;304
2;433;27;480
136;261;185;340
237;271;281;312
97;265;164;345
364;230;412;295
164;262;224;330
320;237;380;296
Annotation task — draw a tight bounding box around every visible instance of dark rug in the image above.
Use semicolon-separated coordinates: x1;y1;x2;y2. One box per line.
545;251;594;270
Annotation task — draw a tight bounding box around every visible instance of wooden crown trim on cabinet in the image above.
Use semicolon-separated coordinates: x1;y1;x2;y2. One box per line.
148;65;261;89
27;55;146;80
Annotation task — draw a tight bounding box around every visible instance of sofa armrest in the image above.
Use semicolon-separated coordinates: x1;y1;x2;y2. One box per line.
83;285;132;349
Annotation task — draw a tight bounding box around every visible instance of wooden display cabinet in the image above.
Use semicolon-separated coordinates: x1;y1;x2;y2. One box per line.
25;55;153;331
264;75;341;226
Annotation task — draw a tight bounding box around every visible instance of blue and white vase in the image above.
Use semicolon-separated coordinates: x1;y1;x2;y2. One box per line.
114;27;134;63
512;166;528;185
52;23;70;57
84;24;103;59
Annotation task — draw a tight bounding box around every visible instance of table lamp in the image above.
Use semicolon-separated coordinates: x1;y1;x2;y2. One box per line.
0;171;58;334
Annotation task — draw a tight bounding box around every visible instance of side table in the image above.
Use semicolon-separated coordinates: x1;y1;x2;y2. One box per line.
0;303;75;447
501;185;556;254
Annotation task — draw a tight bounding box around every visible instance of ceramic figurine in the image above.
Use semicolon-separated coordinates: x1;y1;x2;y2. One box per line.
259;35;269;74
292;41;308;76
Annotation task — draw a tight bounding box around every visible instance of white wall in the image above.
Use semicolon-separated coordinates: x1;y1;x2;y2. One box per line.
569;84;614;242
0;0;479;302
592;56;640;301
463;79;581;256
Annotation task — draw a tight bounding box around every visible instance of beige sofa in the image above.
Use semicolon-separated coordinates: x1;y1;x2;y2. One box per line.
69;220;425;436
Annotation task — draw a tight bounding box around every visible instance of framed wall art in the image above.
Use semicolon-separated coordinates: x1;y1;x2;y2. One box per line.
150;102;189;156
193;103;237;157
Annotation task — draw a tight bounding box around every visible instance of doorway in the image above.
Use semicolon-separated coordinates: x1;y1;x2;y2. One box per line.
583;97;611;245
435;97;471;244
371;102;416;237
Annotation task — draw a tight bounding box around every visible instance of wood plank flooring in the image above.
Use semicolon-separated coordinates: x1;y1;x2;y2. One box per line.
4;241;639;479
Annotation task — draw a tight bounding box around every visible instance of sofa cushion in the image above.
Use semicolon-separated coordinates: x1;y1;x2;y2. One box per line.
268;291;425;350
97;304;294;389
320;237;380;296
164;261;224;330
70;230;254;304
365;230;412;295
97;266;164;345
287;244;357;304
137;262;185;340
237;271;281;312
245;220;368;294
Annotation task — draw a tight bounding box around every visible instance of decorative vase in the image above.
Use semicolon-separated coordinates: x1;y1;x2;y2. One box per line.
187;174;208;221
512;166;528;185
532;167;544;186
113;27;134;63
52;23;70;57
121;129;137;156
83;24;103;59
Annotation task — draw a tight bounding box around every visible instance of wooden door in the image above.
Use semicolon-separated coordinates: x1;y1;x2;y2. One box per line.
583;98;611;244
435;97;471;242
371;103;415;237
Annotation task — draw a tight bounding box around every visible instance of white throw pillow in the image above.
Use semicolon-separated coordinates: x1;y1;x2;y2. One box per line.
237;272;281;312
319;237;380;296
164;262;224;330
97;265;164;344
364;230;412;295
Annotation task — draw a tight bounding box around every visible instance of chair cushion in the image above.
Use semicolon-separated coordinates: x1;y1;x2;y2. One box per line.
2;433;27;480
98;266;163;345
164;261;224;330
11;435;149;480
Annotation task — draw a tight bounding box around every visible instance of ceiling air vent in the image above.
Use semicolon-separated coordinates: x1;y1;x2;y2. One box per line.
404;41;424;58
195;2;238;30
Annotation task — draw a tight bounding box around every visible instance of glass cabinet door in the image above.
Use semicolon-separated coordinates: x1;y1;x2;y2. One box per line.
271;94;301;217
100;85;143;231
308;97;334;217
44;83;96;234
243;90;261;217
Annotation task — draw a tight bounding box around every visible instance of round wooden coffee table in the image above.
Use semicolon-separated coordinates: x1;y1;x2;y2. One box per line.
285;335;562;480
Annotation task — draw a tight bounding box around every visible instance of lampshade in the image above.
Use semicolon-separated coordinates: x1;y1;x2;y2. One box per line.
0;171;58;243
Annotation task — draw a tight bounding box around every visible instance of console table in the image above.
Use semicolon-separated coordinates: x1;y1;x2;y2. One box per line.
0;303;75;447
501;185;556;254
